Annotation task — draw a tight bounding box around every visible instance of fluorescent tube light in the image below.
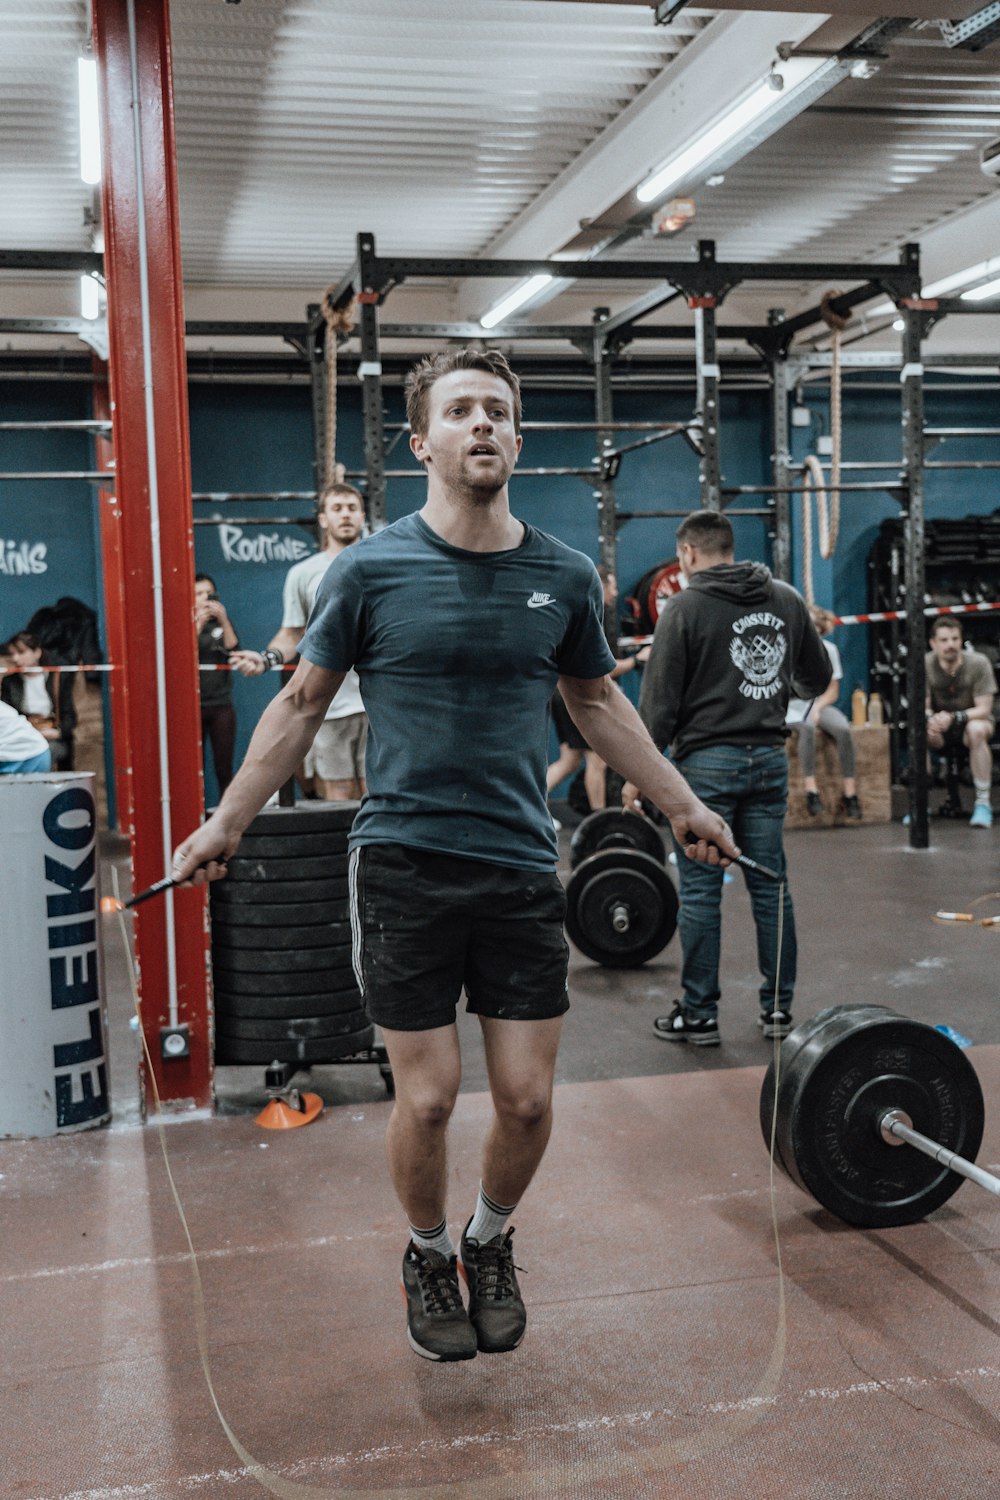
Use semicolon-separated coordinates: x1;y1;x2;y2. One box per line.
636;56;830;205
480;274;553;330
924;258;1000;298
961;275;1000;303
868;255;1000;319
78;57;102;185
81;274;100;321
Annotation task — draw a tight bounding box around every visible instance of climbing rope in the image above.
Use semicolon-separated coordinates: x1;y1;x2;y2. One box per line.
320;289;357;491
800;290;849;606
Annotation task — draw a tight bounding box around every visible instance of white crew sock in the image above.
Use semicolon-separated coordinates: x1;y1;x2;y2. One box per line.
974;778;991;807
409;1218;454;1258
465;1183;517;1244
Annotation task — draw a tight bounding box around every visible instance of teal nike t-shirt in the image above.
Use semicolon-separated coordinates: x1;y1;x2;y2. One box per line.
300;511;615;870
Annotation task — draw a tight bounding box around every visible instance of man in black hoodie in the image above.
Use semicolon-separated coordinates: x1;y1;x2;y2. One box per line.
623;510;831;1046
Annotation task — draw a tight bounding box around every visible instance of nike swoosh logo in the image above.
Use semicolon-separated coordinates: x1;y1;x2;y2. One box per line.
527;599;556;609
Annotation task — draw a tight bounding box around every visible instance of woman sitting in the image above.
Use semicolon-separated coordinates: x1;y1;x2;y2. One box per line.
787;606;861;821
1;631;75;767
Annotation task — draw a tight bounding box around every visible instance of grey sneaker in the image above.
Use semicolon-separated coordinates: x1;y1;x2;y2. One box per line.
758;1008;793;1040
401;1242;477;1362
458;1223;526;1353
653;1001;720;1046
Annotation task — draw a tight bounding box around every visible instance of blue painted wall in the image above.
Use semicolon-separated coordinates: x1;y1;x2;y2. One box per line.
0;383;100;638
2;372;998;806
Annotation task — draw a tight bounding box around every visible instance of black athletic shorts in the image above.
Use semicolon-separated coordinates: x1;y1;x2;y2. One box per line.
347;843;570;1031
551;690;589;752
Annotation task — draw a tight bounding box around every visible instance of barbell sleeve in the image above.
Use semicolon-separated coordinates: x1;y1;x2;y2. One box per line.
879;1110;1000;1200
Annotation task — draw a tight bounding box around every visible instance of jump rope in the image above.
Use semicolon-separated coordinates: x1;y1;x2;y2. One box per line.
107;850;791;1496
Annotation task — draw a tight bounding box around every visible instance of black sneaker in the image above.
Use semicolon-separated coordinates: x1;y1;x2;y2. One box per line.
805;791;824;817
458;1223;526;1354
758;1009;793;1040
840;795;862;821
401;1242;478;1362
653;1002;720;1046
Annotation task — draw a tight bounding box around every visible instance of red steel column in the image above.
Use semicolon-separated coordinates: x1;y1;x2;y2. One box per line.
92;0;212;1110
92;360;133;837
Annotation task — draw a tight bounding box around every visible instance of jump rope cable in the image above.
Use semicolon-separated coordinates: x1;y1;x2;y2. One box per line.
109;864;791;1497
766;881;788;1376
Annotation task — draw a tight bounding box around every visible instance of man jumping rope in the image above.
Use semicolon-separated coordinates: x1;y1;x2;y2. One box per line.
173;348;738;1363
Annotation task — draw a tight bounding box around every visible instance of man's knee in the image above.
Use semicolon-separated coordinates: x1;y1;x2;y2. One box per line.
396;1088;459;1131
965;721;991;749
492;1087;552;1130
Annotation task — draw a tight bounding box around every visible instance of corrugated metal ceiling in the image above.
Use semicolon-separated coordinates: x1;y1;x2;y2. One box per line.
169;0;716;282
0;2;997;351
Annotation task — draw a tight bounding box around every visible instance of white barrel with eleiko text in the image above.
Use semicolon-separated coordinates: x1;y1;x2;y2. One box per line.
0;772;110;1137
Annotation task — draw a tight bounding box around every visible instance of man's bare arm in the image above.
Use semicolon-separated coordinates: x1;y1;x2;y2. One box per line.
929;690;994;736
230;625;305;678
172;658;345;883
558;673;739;864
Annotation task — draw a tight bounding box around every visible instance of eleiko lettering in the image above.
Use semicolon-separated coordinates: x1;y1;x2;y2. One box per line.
43;787;107;1129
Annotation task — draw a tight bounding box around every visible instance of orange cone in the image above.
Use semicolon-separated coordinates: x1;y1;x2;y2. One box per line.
255;1091;324;1130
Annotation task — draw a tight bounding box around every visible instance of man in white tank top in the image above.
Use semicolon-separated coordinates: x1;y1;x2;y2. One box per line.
231;483;368;800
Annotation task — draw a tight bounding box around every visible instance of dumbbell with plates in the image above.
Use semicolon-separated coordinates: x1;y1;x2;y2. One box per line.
760;1004;995;1228
564;809;677;969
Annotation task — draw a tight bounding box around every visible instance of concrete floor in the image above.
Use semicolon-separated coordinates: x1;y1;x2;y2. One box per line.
3;814;1000;1500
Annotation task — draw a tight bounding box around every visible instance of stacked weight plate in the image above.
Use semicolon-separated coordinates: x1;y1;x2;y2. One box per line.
210;802;373;1066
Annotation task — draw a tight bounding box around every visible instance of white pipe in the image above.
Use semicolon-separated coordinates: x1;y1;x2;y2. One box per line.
126;0;179;1026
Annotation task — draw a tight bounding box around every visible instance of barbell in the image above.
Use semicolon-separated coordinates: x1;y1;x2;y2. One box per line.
564;810;782;969
760;1004;996;1228
569;808;667;869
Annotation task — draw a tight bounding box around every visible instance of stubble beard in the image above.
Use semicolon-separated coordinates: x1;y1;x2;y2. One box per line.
445;452;514;506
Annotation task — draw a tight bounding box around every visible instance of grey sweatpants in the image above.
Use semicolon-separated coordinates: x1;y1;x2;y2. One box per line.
796;706;856;779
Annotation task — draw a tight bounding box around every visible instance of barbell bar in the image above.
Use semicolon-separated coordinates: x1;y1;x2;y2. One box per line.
879;1108;1000;1200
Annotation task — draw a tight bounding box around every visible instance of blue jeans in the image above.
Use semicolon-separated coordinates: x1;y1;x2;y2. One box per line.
0;749;51;774
673;744;796;1020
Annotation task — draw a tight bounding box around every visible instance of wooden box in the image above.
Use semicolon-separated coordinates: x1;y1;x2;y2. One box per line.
785;722;891;828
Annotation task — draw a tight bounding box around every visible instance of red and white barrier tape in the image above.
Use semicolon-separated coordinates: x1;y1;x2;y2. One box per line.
0;662;295;675
4;600;996;672
832;602;1000;626
626;599;1000;646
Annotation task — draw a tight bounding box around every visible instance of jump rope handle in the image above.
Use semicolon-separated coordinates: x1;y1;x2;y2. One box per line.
683;832;782;884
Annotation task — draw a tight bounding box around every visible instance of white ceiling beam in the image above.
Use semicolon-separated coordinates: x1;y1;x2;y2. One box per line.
458;9;832;321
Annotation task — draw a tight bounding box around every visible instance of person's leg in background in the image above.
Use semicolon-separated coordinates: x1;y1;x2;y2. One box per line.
313;714;365;801
545;744;582;798
582;750;607;810
654;745;744;1045
966;719;994;827
734;745;797;1034
202;703;237;796
817;704;860;818
796;720;824;817
0;748;52;774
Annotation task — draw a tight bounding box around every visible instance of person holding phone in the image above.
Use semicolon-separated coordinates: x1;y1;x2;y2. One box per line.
195;573;240;796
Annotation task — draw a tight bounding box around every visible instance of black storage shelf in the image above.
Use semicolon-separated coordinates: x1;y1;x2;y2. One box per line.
867;515;1000;779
